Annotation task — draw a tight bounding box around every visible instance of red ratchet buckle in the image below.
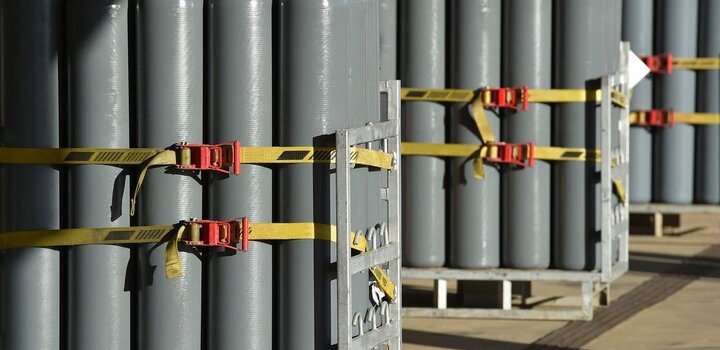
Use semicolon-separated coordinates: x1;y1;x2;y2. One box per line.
174;140;241;175
635;109;675;127
485;142;535;168
181;217;250;252
481;85;529;111
642;53;673;74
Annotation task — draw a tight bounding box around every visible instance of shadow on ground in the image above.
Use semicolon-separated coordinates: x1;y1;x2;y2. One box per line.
403;329;574;350
630;251;720;279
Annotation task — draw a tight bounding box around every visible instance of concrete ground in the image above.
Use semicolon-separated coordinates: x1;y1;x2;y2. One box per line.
401;213;720;349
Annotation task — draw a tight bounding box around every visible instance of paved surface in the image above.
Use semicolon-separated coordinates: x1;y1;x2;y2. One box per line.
402;213;720;349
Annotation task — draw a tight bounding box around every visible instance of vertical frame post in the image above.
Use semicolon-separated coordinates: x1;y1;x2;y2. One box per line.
384;80;402;349
618;42;631;273
336;129;352;349
601;75;613;282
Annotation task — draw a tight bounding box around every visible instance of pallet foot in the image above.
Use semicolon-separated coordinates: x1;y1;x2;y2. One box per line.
433;279;447;309
653;212;663;238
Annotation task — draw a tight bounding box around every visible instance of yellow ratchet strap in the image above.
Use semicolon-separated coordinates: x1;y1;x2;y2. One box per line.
0;222;396;301
403;86;628;145
400;87;628;108
401;142;601;179
672;57;720;70
400;88;475;102
401;141;621;203
469;98;498;143
0;224;177;250
673;113;720;124
401;142;601;162
0;147;163;165
643;54;720;74
515;88;627;108
0;145;394;215
0;146;393;168
251;223;395;300
469;88;628;142
629;110;720;126
131;146;393;215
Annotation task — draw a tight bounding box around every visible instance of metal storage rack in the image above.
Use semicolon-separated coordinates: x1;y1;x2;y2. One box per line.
336;80;402;349
402;44;632;321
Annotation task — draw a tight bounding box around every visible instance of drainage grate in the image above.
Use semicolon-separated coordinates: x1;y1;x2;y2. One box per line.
530;245;720;349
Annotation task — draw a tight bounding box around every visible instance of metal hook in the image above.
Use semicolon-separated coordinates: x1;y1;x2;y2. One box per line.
365;306;377;331
379;301;390;326
379;222;389;246
352;312;364;336
353;229;364;247
366;226;377;250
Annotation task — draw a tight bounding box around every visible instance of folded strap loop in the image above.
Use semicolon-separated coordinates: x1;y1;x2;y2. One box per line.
131;150;177;215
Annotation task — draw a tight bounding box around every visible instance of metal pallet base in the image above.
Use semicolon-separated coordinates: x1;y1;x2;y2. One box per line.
629;203;720;237
402;264;627;321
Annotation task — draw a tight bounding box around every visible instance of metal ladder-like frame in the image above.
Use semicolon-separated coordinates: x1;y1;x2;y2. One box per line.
336;80;402;350
600;41;631;286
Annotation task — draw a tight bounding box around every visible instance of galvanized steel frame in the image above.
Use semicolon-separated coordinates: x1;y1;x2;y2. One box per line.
602;41;631;284
401;44;631;321
337;80;402;349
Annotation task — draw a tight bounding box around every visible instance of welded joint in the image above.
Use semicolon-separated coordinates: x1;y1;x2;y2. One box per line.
365;122;374;150
380;187;390;201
